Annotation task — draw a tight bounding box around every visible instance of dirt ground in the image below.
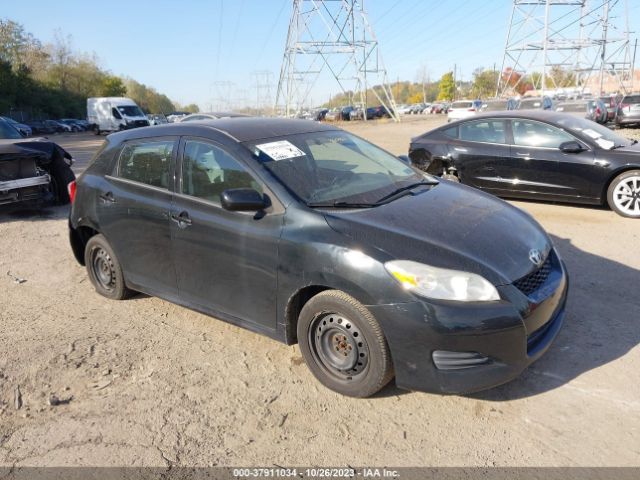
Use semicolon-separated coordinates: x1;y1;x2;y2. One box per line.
1;117;639;468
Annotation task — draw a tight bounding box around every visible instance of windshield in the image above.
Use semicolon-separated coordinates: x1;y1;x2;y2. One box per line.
0;120;23;139
117;105;145;117
556;116;633;149
519;99;542;109
245;130;425;205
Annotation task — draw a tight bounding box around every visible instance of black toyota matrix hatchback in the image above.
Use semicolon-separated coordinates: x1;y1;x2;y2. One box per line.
69;118;568;397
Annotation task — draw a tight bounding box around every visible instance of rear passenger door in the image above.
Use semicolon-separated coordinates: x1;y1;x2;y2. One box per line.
170;137;282;331
448;119;511;191
98;136;178;297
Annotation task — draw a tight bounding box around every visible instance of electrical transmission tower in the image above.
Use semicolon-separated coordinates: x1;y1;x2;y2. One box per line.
251;70;275;116
275;0;399;121
497;0;634;97
211;81;235;111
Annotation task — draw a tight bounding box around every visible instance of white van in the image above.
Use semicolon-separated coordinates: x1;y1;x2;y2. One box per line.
87;97;150;134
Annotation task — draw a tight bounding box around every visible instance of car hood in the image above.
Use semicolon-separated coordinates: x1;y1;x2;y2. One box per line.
323;181;552;286
0;139;72;163
601;142;640;159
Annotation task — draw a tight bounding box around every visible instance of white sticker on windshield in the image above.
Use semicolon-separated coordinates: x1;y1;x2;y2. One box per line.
582;128;602;139
256;140;305;160
595;138;615;149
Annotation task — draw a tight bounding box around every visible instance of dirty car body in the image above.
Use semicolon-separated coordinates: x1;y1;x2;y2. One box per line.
0;122;75;206
69;119;568;395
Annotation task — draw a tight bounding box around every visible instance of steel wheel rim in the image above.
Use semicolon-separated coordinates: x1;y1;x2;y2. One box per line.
613;175;640;216
91;247;116;291
309;312;369;381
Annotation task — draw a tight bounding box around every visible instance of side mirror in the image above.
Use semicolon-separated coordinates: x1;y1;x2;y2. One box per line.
221;188;267;212
398;154;411;166
559;141;585;153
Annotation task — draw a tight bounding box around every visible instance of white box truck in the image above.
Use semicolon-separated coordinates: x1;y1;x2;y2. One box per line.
87;97;150;134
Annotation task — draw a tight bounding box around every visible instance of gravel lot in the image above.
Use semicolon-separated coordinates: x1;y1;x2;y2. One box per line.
1;118;639;468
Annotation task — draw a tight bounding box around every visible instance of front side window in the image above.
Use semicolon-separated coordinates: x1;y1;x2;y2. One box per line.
512;120;574;148
459;120;507;144
245;130;424;205
117;139;174;189
181;140;261;204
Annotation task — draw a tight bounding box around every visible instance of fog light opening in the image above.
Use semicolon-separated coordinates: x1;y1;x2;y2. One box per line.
432;350;490;370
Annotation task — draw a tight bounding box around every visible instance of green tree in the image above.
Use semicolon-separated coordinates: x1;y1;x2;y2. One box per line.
437;72;455;101
471;68;499;99
100;75;127;96
182;103;200;113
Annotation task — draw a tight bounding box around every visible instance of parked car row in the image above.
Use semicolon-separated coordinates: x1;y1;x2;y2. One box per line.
0;117;91;137
319;104;394;122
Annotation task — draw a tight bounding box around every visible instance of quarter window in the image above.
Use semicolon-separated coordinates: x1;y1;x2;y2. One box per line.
459;120;507;144
117;139;174;189
181;140;262;204
512;120;574;148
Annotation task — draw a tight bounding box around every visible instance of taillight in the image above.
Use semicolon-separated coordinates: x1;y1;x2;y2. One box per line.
68;180;77;203
468;108;476;112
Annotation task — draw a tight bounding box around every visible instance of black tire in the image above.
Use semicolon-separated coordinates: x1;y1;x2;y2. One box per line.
49;155;75;205
607;169;640;218
297;290;394;397
84;234;135;300
95;127;101;135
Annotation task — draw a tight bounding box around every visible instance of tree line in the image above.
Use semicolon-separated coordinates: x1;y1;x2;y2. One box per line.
0;19;199;120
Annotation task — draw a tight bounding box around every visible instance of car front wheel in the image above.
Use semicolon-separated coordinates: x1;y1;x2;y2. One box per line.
297;290;394;397
607;169;640;218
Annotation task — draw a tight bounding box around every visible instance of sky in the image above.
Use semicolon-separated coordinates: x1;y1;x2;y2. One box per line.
4;0;640;109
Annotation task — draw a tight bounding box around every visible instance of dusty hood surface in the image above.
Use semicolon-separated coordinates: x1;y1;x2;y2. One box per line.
324;181;552;285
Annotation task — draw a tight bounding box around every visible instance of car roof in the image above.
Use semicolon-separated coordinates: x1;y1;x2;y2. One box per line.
108;117;341;143
441;110;586;125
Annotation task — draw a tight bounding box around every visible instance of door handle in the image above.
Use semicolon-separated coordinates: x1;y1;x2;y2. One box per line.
99;191;116;204
170;211;192;228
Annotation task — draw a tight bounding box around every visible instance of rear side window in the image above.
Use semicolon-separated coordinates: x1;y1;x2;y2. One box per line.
181;140;261;204
117;139;175;189
459;120;507;144
442;126;458;139
623;95;640;104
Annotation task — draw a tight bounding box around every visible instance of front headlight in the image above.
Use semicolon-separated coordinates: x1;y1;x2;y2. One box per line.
384;260;500;302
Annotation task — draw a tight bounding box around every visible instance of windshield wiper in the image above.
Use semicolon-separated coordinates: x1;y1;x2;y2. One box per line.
307;201;378;209
374;180;438;204
610;144;629;150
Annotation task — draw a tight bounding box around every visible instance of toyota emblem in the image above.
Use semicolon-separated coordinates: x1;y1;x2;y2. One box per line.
528;249;544;267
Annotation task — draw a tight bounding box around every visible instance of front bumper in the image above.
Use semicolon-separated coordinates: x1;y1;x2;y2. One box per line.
368;255;568;394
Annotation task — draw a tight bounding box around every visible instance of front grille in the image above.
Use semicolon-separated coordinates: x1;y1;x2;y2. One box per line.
514;256;552;296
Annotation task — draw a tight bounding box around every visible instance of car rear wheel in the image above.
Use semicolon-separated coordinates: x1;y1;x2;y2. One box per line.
84;234;134;300
607;170;640;218
297;290;394;397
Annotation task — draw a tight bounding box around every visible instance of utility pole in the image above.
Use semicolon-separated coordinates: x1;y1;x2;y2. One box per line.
275;0;399;121
498;0;633;97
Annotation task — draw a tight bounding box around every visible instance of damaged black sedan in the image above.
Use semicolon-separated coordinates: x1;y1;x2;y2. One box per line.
0;118;75;206
69;118;568;397
409;111;640;217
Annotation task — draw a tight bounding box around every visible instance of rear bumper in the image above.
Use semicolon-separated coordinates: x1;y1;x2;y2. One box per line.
0;174;52;205
368;257;568;395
